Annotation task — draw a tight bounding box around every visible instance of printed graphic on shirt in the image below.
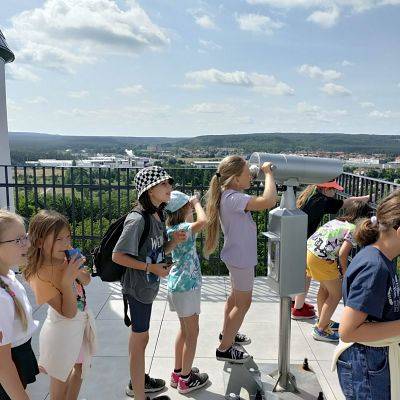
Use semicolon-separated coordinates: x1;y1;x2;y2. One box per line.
167;222;202;292
388;273;400;313
74;281;86;312
308;220;356;261
146;233;165;284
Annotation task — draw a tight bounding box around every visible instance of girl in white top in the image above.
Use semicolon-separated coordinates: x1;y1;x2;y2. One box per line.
0;210;39;400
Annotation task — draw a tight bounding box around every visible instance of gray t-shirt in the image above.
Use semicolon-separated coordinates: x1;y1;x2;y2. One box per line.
113;209;166;304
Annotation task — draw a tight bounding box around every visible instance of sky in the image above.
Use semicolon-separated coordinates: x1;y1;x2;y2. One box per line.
1;0;400;137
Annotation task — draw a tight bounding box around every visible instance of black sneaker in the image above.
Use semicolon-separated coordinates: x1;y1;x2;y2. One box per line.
216;345;251;364
178;371;209;394
126;374;166;397
219;332;251;345
145;396;170;400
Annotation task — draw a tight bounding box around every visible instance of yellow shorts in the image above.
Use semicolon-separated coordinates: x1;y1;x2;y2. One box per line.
306;251;340;282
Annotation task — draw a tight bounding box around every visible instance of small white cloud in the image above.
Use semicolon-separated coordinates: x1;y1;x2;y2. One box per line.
298;64;342;81
26;96;48;104
186;102;235;114
68;90;89;99
186;68;294;95
195;14;217;29
199;39;222;51
6;64;40;82
116;85;145;95
321;82;351;96
236;13;284;35
297;101;348;122
360;101;375;108
307;6;340;28
180;83;204;90
342;60;355;67
7;99;23;112
369;110;399;119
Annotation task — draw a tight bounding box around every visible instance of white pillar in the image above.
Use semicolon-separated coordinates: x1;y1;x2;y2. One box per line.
0;57;14;209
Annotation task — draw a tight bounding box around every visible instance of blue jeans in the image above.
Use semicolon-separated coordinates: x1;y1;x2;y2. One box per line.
337;343;390;399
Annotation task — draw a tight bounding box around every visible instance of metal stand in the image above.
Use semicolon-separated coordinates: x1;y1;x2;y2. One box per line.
223;357;264;399
269;296;299;393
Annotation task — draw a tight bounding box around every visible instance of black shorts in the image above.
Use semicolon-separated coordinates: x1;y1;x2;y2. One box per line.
126;294;153;333
0;338;39;400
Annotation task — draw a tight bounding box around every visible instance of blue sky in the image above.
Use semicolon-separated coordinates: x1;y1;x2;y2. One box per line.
1;0;399;137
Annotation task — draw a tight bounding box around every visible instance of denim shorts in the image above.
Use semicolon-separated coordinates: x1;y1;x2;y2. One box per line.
126;294;153;333
337;343;390;399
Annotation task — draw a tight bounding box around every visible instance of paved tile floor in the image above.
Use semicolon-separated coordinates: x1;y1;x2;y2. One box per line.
22;276;345;400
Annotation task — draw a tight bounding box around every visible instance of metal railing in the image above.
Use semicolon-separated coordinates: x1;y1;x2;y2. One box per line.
0;165;397;275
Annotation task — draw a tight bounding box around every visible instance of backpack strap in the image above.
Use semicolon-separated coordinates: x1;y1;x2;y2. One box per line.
123;208;151;328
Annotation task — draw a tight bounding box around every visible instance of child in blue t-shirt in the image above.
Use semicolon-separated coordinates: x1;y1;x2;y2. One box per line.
165;191;209;394
334;189;400;400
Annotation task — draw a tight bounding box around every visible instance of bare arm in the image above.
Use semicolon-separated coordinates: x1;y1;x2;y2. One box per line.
338;240;353;274
76;268;91;286
164;231;186;254
0;344;30;400
245;163;278;212
112;252;171;278
190;198;207;234
339;306;400;342
342;195;370;208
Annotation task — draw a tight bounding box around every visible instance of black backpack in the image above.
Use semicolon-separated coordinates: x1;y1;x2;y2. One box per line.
92;208;150;282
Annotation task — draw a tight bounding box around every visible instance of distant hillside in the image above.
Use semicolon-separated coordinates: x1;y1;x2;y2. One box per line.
9;131;400;163
172;132;400;155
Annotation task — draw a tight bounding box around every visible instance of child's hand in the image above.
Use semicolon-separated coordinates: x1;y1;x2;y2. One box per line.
61;255;85;288
150;263;172;278
189;194;200;206
261;162;274;174
172;230;187;244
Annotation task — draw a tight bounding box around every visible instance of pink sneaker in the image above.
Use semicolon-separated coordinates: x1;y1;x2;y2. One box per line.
170;367;199;388
178;371;209;394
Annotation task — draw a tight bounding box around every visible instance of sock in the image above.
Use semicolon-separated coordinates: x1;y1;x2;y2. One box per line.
181;373;190;380
174;368;182;374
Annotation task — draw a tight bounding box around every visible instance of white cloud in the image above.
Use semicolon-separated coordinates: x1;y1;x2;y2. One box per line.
321;82;352;96
180;83;204;90
307;6;340;28
297;101;348;122
236;13;284;35
369;110;400;118
342;60;355;67
116;85;145;95
360;101;375;108
5;0;170;74
186;102;235;114
26;96;48;104
199;39;222;51
5;64;40;82
194;14;217;29
298;64;342;81
246;0;400;27
186;68;294;95
68;90;89;98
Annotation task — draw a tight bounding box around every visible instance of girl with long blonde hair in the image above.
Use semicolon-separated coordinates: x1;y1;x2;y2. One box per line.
0;210;39;400
205;155;277;363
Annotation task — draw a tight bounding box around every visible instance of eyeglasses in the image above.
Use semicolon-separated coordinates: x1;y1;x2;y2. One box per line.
0;233;30;247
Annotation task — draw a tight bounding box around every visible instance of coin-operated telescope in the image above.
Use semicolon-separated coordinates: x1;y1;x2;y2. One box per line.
249;152;343;394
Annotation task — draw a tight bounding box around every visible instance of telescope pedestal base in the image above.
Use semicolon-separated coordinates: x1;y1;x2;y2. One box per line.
223;361;324;400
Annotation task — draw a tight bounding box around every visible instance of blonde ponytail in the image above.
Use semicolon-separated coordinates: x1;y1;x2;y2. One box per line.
0;276;28;331
204;155;247;257
296;185;317;209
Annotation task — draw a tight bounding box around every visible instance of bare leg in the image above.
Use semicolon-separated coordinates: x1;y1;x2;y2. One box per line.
129;331;149;400
174;319;185;371
181;315;200;375
65;364;83;400
317;279;342;331
294;276;312;309
50;376;68;400
221;291;235;336
317;285;328;319
218;290;252;351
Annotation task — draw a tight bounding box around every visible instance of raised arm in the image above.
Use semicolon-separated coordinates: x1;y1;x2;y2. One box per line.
245;162;278;211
